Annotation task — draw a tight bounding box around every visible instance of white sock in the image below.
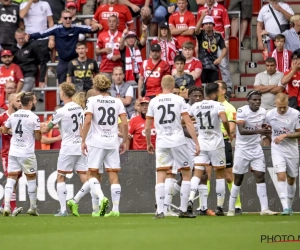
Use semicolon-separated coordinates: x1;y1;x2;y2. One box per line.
57;182;67;212
173;182;181;197
287;183;296;209
189;176;200;201
111;184;121;212
198;184;208;211
90;191;99;212
164;178;175;213
256;183;268;211
229;184;240;211
278;181;288;210
27;180;37;208
216;179;225;208
11;192;16;202
155;183;165;214
180;181;191;212
74;181;90;204
4;178;16;207
89;178;104;201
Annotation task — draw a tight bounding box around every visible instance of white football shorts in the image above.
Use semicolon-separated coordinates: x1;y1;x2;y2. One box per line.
8;154;37;175
194;148;226;170
272;153;299;178
57;154;86;173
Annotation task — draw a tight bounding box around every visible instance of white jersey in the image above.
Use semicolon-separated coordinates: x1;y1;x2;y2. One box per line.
185;103;198;148
235;105;266;149
266;107;300;157
85;95;126;149
52;102;83;155
5;109;40;157
79;110;92;145
146;93;188;148
189;100;225;151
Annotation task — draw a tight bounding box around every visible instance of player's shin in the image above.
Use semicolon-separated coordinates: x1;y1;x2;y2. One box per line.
180;181;191;212
74;181;91;203
27;180;37;208
90;191;99;212
4;178;16;207
89;177;104;200
256;183;268;211
278;181;288;210
228;184;240;211
173;182;181;197
10;192;17;211
189;176;200;201
164;178;175;213
111;184;121;212
216;179;225;207
198;184;208;210
57;182;67;212
287;183;296;209
155;183;165;214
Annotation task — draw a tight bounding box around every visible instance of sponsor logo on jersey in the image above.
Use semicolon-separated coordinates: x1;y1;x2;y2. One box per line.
105;42;120;50
145;70;160;78
101;12;119;19
176;24;187;29
0;14;17;23
0;76;14;84
292;80;300;87
141;128;156;136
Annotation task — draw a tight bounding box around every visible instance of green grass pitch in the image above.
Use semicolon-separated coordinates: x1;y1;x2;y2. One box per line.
0;214;300;250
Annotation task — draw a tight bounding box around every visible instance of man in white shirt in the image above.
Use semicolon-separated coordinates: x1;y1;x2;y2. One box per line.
266;93;300;215
227;90;278;216
20;0;55;88
41;82;87;217
82;74;128;217
145;75;200;219
3;92;41;216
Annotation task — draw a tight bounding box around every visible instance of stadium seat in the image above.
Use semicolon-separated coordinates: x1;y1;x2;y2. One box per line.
45;91;57;112
253;0;262;15
229;36;239;60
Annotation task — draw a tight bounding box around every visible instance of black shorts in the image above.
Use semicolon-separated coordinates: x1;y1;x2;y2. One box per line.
201;69;219;84
224;139;233;168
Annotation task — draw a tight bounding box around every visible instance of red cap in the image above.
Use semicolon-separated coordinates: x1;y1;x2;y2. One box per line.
140;97;150;103
1;50;12;57
66;2;77;9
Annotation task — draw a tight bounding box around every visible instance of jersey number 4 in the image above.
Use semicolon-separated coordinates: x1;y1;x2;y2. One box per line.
197;111;214;129
15;120;23;137
98;107;116;125
158;104;175;124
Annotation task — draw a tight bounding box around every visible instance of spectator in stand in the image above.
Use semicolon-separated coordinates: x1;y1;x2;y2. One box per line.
92;0;134;33
41;105;62;150
11;29;40;92
257;0;293;52
67;42;99;92
26;9;99;84
20;0;55;90
151;21;179;70
79;0;97;26
127;97;156;150
119;27;147;85
169;0;196;51
110;67;135;118
261;14;300;53
254;57;283;146
227;0;252;49
63;2;85;25
281;49;300;111
172;41;202;87
0;81;16;112
268;34;292;73
153;0;176;25
96;15;122;81
172;54;195;100
130;98;141;119
0;50;23;93
198;0;233;95
0;0;23;51
195;16;226;85
138;44;170;99
43;0;65;24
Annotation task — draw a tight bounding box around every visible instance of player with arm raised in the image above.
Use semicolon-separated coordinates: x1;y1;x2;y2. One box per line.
41;82;86;217
188;82;232;216
145;75;200;219
227;90;278;216
3;92;41;216
266;93;300;215
82;74;128;217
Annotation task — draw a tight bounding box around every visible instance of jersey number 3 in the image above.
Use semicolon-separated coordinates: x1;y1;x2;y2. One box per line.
71;113;81;132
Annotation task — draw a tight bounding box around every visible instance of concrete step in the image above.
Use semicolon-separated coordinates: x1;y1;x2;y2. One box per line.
230;98;248;110
234;85;254;98
231;72;240;87
252;17;257;25
241;49;251;62
289;2;300;13
229;61;239;74
242;37;251;50
245;61;265;74
240;73;256;87
252;38;257;50
252;49;264;61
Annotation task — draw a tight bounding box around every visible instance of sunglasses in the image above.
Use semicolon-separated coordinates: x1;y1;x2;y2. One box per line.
63;17;72;20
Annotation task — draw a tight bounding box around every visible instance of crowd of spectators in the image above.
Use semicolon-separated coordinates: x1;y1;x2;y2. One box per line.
1;0;300;149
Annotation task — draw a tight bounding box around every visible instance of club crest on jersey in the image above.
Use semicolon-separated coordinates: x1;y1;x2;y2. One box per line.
213;10;218;16
179;17;184;23
285;119;291;124
109;7;113;11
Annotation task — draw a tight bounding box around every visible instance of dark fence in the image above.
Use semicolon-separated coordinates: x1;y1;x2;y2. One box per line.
0;149;298;214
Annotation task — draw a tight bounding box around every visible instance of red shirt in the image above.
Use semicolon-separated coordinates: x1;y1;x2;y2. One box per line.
268;50;292;73
284;69;300;106
198;3;230;39
140;59;171;97
97;30;123;72
93;4;134;32
184;57;202;87
0;111;11;158
129;115;156;150
130;0;146;5
50;128;61;150
169;11;196;48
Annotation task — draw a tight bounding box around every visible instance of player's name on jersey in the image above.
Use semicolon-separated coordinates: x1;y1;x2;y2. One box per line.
245;125;262;130
273;129;290;136
68;106;82;111
159;98;171;102
97;99;116;103
198;104;214;109
13;114;29;118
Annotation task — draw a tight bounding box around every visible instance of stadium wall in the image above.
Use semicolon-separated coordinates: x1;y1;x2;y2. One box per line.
0;149;299;214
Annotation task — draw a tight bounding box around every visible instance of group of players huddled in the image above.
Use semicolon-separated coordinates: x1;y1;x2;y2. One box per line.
0;73;298;217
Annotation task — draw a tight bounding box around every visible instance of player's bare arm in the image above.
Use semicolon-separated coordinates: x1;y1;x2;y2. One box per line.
237;121;271;136
274;128;300;144
2;126;10;135
137;76;144;99
81;113;92;156
219;112;232;141
41;121;55;133
195;11;206;35
145;117;154;154
281;62;299;85
182;113;200;155
119;114;128;155
34;130;42;141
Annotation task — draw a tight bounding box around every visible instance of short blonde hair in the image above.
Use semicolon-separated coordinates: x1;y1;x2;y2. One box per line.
93;74;111;91
161;75;175;90
72;91;86;109
60;82;76;98
291;14;300;24
275;93;288;103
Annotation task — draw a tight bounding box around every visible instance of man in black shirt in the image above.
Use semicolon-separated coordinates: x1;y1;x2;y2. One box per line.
195;15;227;84
67;41;99;92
